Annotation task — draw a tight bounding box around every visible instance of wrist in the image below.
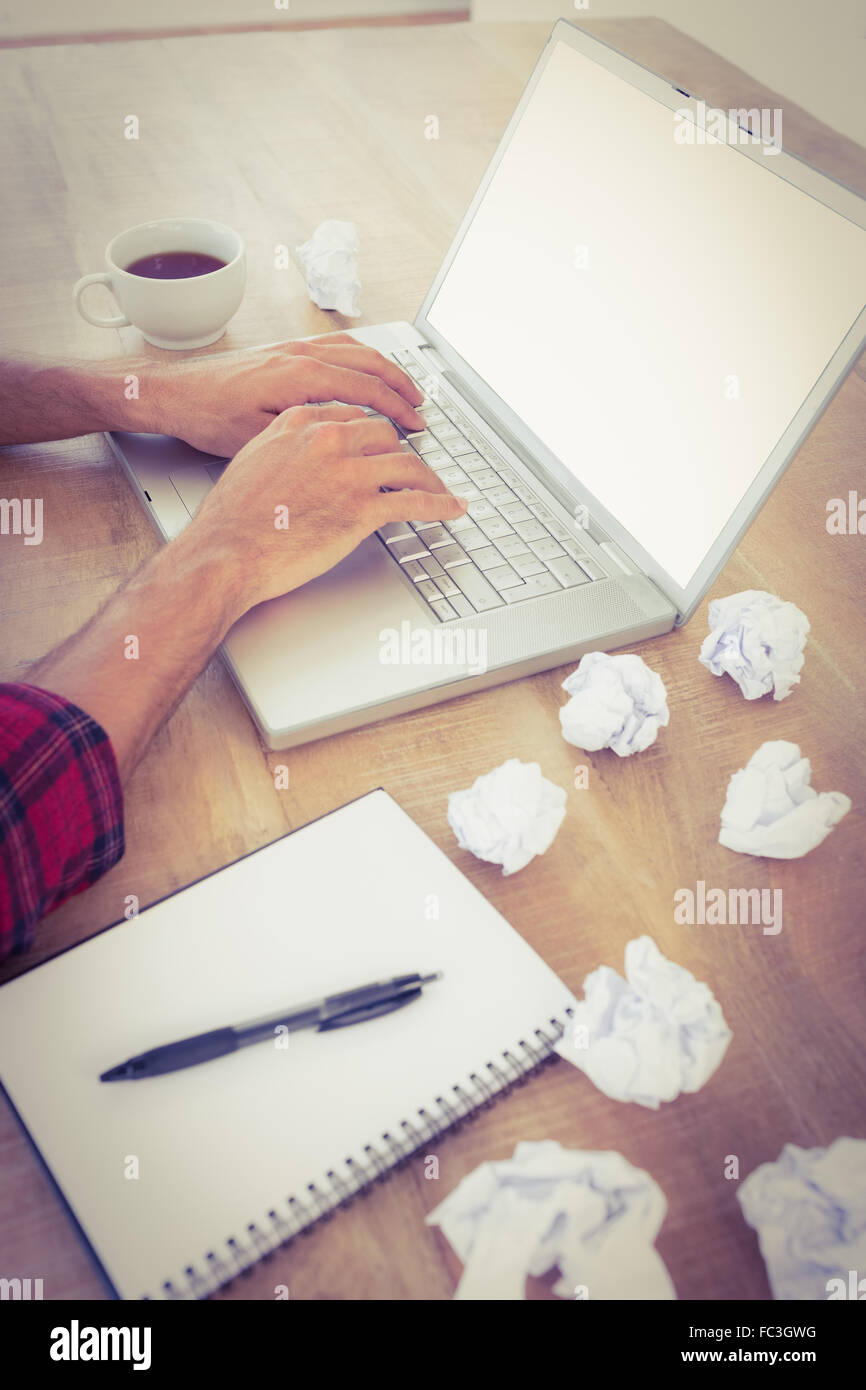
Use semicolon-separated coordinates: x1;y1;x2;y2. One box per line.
63;357;173;435
151;524;250;638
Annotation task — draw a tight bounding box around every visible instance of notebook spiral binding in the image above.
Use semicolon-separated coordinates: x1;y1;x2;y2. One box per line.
148;1012;572;1301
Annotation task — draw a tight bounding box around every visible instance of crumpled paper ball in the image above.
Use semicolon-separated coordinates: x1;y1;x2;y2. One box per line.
699;589;809;701
446;758;566;876
737;1138;866;1300
719;740;851;859
426;1139;676;1301
554;935;732;1109
295;219;361;317
559;651;669;757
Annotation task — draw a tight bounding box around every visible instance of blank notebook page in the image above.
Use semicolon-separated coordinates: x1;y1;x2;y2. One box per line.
0;790;575;1299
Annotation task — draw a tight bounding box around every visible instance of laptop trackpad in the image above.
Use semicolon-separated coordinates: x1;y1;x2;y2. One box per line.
222;535;474;736
169;462;228;517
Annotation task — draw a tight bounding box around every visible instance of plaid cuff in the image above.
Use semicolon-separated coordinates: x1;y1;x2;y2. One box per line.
0;683;124;960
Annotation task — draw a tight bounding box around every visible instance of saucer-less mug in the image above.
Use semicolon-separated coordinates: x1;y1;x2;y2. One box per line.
73;217;246;349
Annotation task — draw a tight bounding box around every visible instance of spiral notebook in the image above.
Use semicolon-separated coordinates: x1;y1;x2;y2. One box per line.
0;789;576;1300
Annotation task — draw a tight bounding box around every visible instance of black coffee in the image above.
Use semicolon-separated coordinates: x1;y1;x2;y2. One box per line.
124;251;227;279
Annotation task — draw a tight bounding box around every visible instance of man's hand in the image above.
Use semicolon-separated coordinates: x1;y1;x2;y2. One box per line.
0;334;426;451
5;346;462;940
25;402;466;781
191;401;466;611
145;333;428;455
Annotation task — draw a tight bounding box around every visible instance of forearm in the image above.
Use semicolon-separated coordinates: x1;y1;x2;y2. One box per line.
0;353;163;445
26;526;243;782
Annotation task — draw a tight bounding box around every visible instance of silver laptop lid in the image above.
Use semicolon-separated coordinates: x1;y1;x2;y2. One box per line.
416;21;866;622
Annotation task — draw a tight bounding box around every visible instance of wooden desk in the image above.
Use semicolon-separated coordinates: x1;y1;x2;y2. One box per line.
1;17;864;1301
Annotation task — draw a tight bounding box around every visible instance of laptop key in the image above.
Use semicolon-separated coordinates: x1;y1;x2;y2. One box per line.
449;593;475;618
435;543;472;569
447;439;476;457
460;453;488;472
528;537;566;561
545;519;574;542
548;556;590;587
419;554;446;578
513;519;547;542
511;554;548;578
390;536;431;562
405;432;439;454
503;571;561;601
416;579;440;602
457;524;489;551
445;514;476;535
578;558;607;581
423;449;451;469
472;470;501;490
438;466;470;487
378;520;415;543
499;502;532;524
521;571;561;595
472;545;506;571
476;442;504;465
562;539;589;561
429;597;458;621
477;516;515;540
486;564;524;591
451;565;504;611
467;499;496;520
512;484;536;504
417;522;450;544
435;575;460;598
494;533;530;559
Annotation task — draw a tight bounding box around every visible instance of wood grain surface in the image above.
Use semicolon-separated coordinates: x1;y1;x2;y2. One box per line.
0;17;864;1301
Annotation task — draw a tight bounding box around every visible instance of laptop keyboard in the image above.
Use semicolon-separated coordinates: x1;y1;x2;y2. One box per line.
373;349;606;621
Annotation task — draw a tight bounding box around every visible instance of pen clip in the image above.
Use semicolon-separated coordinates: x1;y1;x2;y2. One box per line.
316;988;422;1032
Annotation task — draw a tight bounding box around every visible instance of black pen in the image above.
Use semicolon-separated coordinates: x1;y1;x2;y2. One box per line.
100;972;442;1081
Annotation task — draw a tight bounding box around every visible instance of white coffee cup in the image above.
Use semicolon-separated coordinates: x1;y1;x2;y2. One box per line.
73;218;246;349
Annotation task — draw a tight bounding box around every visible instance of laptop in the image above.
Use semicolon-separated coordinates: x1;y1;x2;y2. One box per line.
108;20;866;750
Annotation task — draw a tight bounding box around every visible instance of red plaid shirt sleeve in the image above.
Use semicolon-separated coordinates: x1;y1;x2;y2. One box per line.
0;684;124;961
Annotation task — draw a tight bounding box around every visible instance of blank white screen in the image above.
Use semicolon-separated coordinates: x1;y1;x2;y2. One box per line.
427;40;866;588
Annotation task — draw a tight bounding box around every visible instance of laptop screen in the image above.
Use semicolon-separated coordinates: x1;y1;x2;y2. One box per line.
425;38;866;590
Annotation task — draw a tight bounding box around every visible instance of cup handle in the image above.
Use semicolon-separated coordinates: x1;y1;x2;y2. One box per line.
73;272;131;328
